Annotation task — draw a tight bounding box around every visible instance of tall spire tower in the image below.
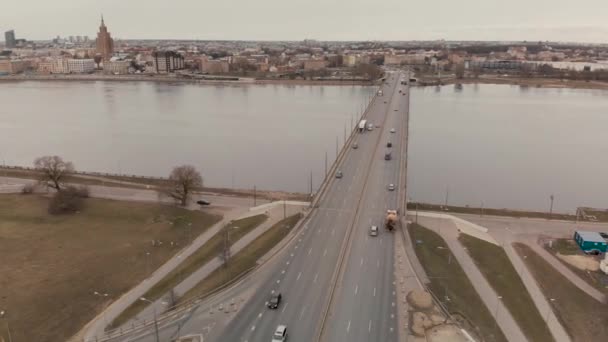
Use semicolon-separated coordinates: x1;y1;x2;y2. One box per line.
96;15;114;61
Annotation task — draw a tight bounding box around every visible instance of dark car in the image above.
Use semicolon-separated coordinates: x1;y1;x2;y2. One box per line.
600;232;608;239
387;141;392;148
196;199;211;206
268;293;282;309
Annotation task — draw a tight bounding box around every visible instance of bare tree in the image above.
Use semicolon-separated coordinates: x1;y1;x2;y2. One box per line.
161;165;203;206
34;155;74;191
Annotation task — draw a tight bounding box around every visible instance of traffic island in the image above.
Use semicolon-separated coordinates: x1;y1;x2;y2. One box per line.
408;223;507;342
459;234;555;342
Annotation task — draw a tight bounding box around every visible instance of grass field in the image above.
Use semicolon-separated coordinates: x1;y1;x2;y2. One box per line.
459;234;554;342
408;223;507;342
109;213;268;328
408;202;580;221
180;213;303;302
0;194;221;342
545;239;608;294
514;243;608;342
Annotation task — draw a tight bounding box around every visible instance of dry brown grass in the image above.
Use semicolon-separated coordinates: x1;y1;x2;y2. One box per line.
0;194;221;342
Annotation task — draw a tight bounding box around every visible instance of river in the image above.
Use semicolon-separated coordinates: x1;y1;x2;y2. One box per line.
1;81;607;212
0;81;374;193
408;83;608;213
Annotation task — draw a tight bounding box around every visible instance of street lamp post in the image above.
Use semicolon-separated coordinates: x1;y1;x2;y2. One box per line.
140;297;160;342
0;310;13;342
545;298;556;324
93;291;110;327
494;296;503;331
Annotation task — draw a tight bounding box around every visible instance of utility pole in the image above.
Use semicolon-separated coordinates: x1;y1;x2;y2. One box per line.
549;194;554;218
253;185;256;207
335;136;339;160
325;151;328;177
283;199;287;219
309;171;313;207
444;186;449;208
344;123;347;144
480;201;484;217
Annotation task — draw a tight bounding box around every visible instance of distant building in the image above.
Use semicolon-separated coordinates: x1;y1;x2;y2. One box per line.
4;30;16;48
66;59;95;73
95;16;115;61
104;60;130;74
152;51;185;73
0;59;28;74
199;56;229;74
303;59;327;71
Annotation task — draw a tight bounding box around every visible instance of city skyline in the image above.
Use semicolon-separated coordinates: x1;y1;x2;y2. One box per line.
1;0;608;43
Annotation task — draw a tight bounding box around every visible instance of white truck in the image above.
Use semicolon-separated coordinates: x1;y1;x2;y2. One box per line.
358;119;367;132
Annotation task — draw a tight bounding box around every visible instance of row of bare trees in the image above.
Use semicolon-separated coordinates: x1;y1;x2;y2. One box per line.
31;155;204;208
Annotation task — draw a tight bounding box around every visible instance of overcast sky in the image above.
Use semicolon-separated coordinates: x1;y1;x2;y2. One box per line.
2;0;607;43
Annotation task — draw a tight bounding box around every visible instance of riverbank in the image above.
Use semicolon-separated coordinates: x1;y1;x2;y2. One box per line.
416;75;608;91
0;74;374;86
0;166;309;201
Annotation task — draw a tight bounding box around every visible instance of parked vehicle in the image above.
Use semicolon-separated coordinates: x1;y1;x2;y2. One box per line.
390;128;396;133
387;141;392;148
370;225;378;236
352;142;358;149
388;184;395;191
196;199;211;206
384;151;392;160
367;123;374;131
335;171;343;178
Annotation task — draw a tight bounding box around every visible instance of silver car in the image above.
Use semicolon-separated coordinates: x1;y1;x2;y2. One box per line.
388;184;395;191
370;225;378;236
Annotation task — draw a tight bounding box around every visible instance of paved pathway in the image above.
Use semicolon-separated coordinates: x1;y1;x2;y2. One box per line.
125;203;307;328
414;215;529;342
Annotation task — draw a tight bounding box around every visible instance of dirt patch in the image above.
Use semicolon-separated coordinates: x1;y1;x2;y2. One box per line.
427;324;470;342
556;253;600;271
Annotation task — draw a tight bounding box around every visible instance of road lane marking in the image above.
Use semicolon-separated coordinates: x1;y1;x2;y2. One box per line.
299;306;307;319
297;272;302;281
251;326;255;331
308;247;312;255
355;285;358;295
332;228;335;236
314;273;318;283
323;248;327;256
369;320;372;332
360;258;364;266
347;320;351;333
377;259;380;268
282;302;288;313
380;238;383;245
373;287;376;296
258;312;263;318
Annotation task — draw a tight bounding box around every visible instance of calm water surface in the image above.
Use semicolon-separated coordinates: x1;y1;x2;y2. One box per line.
408;84;608;213
0;81;374;192
1;81;607;212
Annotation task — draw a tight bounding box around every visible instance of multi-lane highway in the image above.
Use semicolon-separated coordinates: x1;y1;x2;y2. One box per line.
104;72;412;342
214;72;411;342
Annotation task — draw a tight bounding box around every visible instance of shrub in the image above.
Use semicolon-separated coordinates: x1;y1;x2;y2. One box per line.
21;183;36;194
48;185;89;215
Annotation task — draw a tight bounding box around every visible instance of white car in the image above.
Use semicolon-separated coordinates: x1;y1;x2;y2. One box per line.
388;184;395;191
390;128;396;133
272;325;288;342
370;225;378;236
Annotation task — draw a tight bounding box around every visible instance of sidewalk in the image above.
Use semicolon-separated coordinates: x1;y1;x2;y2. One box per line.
415;215;529;342
125;203;307;327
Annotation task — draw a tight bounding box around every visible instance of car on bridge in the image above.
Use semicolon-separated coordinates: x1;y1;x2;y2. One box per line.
267;293;282;309
272;325;288;342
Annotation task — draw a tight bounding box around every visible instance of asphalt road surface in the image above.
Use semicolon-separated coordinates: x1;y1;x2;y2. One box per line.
106;72;410;342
